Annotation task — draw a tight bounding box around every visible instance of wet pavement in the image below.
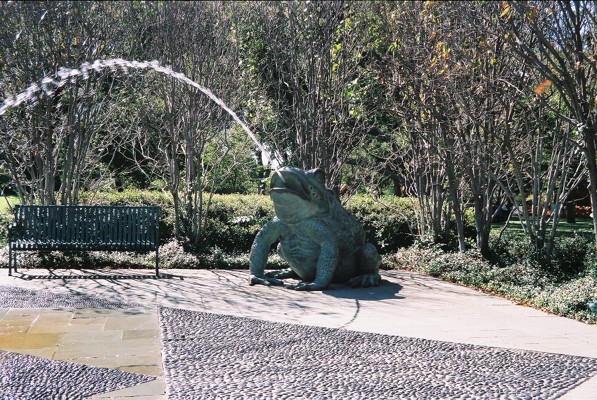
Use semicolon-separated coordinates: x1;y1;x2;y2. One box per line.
0;268;596;399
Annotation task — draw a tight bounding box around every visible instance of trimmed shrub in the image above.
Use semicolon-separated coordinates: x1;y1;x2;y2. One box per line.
489;234;538;268
346;195;417;253
203;194;274;254
549;235;592;279
490;232;594;280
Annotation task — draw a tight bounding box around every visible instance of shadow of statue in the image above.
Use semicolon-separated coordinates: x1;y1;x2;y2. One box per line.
322;278;404;301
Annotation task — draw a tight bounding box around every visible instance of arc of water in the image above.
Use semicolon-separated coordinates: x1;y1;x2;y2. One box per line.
1;58;283;181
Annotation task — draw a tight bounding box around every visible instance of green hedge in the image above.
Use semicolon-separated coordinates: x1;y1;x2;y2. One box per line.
345;195;416;253
0;190;416;255
204;194;417;255
203;194;275;254
83;191;276;252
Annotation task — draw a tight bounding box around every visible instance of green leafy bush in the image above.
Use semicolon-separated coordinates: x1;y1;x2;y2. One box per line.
0;212;12;247
489;234;538;268
80;189;172;207
395;243;491;285
490;232;594;281
0;247;157;270
346;195;416;253
203;194;275;254
533;276;597;323
159;240;202;269
549;235;592;279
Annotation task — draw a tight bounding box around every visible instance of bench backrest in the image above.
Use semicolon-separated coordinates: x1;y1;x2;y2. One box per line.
12;205;160;247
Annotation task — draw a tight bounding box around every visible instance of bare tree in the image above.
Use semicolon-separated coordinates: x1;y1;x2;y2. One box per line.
237;1;371;188
492;76;587;260
363;1;590;260
500;0;597;252
369;2;472;249
0;1;138;205
125;2;251;249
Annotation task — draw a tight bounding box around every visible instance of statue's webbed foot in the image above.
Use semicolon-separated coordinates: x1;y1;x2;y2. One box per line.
286;281;328;291
347;273;381;288
249;274;284;287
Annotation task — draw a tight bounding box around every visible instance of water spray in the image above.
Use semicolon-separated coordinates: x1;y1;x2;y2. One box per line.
1;58;284;182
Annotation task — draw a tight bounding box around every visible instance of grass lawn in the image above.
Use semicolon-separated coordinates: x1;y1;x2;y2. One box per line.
0;195;19;213
492;218;594;238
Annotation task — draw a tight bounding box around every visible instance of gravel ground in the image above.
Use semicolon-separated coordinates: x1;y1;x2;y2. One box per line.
159;307;597;400
0;350;155;400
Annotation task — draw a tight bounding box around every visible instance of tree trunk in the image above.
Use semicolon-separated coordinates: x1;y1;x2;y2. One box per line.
585;131;597;253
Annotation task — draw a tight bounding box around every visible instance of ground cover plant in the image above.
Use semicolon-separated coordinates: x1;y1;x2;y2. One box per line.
394;225;597;324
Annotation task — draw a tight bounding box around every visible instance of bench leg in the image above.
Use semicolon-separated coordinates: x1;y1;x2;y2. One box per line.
13;248;18;274
8;247;17;275
8;246;12;276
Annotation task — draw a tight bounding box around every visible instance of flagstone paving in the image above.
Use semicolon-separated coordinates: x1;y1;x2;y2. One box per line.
0;268;595;399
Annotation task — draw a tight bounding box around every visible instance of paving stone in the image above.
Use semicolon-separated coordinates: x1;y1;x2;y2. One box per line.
1;270;595;399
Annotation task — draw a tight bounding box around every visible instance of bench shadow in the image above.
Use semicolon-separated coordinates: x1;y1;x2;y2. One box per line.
16;269;184;281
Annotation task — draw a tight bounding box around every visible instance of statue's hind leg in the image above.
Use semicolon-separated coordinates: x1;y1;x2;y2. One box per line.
347;243;381;287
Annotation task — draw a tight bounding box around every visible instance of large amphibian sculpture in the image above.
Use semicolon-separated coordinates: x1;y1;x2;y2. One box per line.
249;167;381;291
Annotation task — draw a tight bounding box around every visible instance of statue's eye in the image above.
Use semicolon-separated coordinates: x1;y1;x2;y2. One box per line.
312;169;326;184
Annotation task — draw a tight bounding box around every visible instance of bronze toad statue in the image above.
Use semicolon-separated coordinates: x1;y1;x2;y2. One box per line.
249;167;381;291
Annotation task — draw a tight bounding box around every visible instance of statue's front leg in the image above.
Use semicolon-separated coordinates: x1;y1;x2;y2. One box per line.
250;275;284;286
263;243;301;281
249;220;285;287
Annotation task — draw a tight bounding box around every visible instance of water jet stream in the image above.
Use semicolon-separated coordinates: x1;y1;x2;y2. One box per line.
1;58;282;175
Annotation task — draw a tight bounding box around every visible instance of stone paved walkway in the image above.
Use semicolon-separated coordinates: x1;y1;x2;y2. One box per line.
0;268;596;399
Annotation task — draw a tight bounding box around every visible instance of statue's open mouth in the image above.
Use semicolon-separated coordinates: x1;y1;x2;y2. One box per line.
270;169;310;201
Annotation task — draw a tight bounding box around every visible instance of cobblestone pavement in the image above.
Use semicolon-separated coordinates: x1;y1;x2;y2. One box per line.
0;269;596;399
0;350;155;399
159;307;597;400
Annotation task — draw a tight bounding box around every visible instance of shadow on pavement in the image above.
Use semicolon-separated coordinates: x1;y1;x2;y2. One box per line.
15;269;184;281
324;279;404;301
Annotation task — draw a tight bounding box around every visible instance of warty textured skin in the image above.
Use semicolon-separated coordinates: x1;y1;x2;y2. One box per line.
249;167;381;291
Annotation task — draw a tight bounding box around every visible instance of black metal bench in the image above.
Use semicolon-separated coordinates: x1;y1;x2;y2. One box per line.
7;205;160;276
